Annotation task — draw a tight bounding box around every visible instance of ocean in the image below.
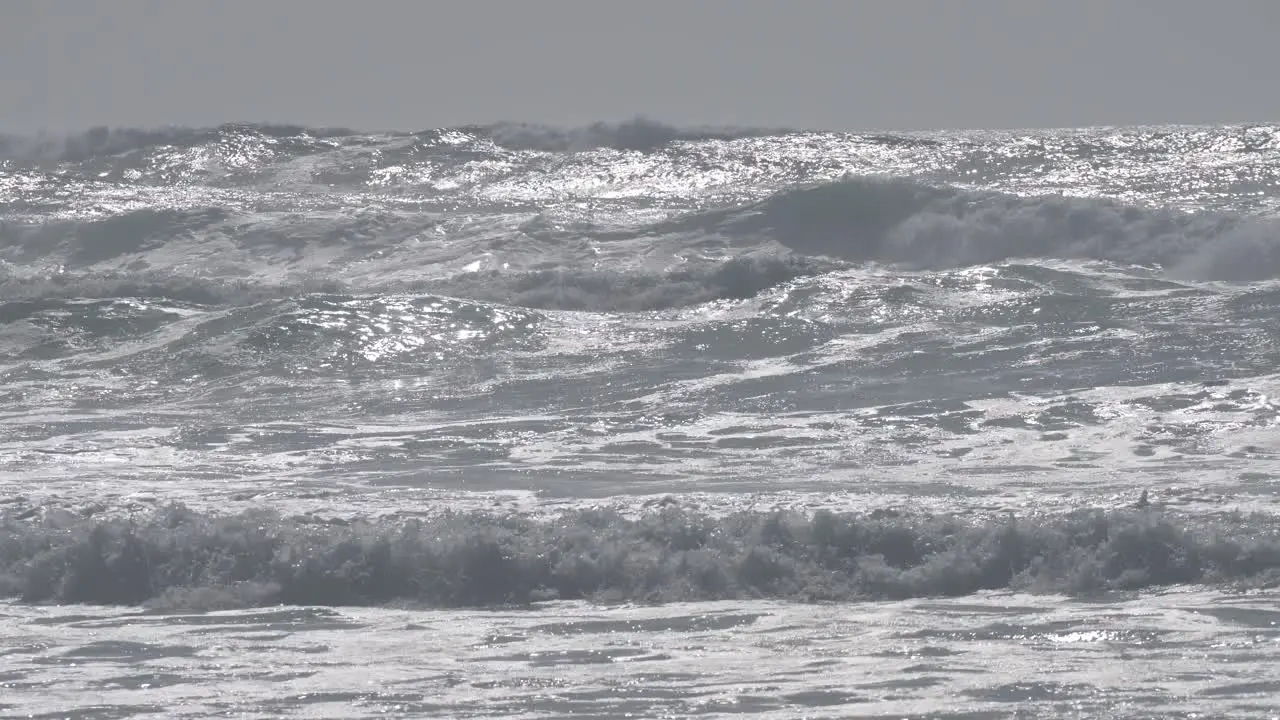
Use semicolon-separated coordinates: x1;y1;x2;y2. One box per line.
3;118;1280;718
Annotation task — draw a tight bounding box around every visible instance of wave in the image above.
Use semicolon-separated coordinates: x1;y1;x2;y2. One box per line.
427;256;838;311
0;253;834;313
0;123;361;166
713;176;1280;281
0;270;346;306
480;117;788;153
0;118;781;167
7;125;1280;285
3;503;1278;610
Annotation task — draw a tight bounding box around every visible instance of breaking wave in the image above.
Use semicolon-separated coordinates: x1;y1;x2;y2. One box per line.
716;176;1280;280
10;182;1277;300
4;504;1279;610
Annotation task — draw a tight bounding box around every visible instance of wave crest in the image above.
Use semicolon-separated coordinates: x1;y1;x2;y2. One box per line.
720;176;1280;280
0;252;831;313
481;117;785;153
429;255;836;311
0;123;358;165
4;504;1278;610
0;270;346;305
0;117;778;164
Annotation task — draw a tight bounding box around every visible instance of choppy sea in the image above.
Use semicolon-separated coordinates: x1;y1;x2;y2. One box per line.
4;119;1280;718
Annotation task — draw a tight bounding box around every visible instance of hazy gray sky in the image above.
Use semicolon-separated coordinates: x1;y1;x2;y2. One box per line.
2;0;1277;133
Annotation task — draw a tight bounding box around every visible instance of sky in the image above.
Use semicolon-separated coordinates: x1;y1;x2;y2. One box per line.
2;0;1277;134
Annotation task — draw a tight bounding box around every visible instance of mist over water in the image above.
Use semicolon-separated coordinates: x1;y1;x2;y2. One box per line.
4;119;1280;717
